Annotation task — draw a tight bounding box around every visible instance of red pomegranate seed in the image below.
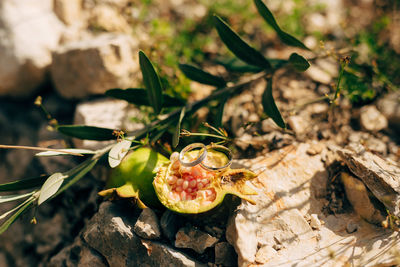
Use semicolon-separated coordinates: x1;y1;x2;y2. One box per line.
176;179;184;186
176;186;183;192
182;180;189;190
189;180;197;188
197;182;204;189
167;175;177;184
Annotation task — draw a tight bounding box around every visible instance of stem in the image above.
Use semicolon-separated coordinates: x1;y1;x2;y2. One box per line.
181;132;230;140
0;145;84;156
289;95;331;113
333;63;345;101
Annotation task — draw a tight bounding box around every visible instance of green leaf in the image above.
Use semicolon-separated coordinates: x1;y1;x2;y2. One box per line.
179;64;226;87
254;0;309;50
57;125;115;141
35;149;95;157
216;57;263;73
215;94;228;127
0;198;34;235
213;15;272;70
108;140;132;168
172;107;186;148
0;176;48;192
262;78;286;128
0;192;35;204
139;51;163;114
106;88;184;107
38;173;68;205
289;53;310;71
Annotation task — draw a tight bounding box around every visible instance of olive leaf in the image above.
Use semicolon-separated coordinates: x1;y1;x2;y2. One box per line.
106;88;184;107
0;198;35;234
139;51;164;114
0;192;35;204
213;15;272;71
173;107;186;148
216;57;263;73
262;78;286;128
108;139;132;168
38;173;68;205
254;0;310;50
0;175;48;192
57;125;116;141
289;53;310;71
35;149;95;157
179;64;226;87
215;94;228;127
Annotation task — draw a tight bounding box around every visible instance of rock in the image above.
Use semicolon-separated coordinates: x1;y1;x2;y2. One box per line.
226;143;400;266
235;133;253;150
306;142;325;155
160;210;184;242
54;0;83;25
261;118;279;133
287;115;309;135
133;208;161;239
254;245;277;264
337;145;400;216
51;33;138;99
0;0;64;97
214;242;237;266
309;214;322;230
359;105;388;132
346;221;358;234
175;227;219;254
377;91;400;133
83;202;204;267
73;98;144;149
90;5;131;33
305;63;334;84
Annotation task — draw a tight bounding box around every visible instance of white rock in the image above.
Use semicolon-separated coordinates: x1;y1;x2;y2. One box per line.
0;0;64;97
309;214;322;230
287;115;309;135
255;245;277;264
90;5;131;33
54;0;83;25
360;105;388;132
73;98;144;149
133;208;161;240
51;33;138;99
377;91;400;133
175;227;219;254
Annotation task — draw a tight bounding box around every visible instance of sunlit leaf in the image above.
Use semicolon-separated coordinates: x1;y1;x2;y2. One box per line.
0;176;48;192
289;53;310;71
106;88;184;107
108;140;132;168
173;107;186;148
254;0;310;50
57;125;116;141
0;192;35;204
139;51;163;114
0;198;34;235
38;173;68;205
213;15;272;70
35;149;95;157
262;78;286;128
179;64;226;87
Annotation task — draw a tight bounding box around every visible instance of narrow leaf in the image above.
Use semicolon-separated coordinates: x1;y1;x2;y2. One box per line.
38;173;68;205
254;0;309;50
0;192;35;204
0;198;34;235
139;51;163;114
106;88;184;107
215;94;228;127
0;176;48;192
262;78;286;128
108;140;132;168
57;125;116;141
179;64;226;87
35;149;95;157
216;57;263;73
173;107;186;148
213;15;272;70
289;53;310;71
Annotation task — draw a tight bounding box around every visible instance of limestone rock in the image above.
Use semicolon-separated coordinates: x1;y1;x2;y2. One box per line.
337;145;400;217
214;242;237;266
160;210;184;242
287;115;309;135
54;0;83;25
0;0;64;97
377;91;400;133
134;208;161;239
90;5;131;33
73;98;144;149
51;33;138;99
175;227;219;254
359;105;388;132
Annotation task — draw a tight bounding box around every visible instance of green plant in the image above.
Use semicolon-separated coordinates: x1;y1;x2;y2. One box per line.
0;0;312;234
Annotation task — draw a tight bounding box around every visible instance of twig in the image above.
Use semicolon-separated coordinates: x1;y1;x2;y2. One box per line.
0;145;84;157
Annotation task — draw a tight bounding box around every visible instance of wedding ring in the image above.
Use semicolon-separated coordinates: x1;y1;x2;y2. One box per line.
200;144;232;172
178;143;207;167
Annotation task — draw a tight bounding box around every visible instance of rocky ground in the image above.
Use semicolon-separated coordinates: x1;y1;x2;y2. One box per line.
0;0;400;266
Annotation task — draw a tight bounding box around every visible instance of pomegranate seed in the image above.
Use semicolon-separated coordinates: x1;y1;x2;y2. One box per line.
170;152;179;162
167;175;177;184
180;167;191;174
176;186;183;192
171;160;180;170
182;180;189;190
202;179;209;185
197;182;204;189
187;188;192;193
176;179;184;186
189;180;197;188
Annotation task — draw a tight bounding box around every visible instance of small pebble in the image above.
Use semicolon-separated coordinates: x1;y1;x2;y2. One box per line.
346;221;358;233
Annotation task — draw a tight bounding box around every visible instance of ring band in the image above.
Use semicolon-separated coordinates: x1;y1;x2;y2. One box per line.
200;144;232;172
179;143;207;167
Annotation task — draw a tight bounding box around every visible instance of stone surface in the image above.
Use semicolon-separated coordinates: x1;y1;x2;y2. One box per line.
309;214;322;230
73;98;144;149
133;208;161;239
90;5;131;33
226;143;400;267
337;145;400;216
287;115;310;135
0;0;64;97
377;91;400;133
83;202;204;267
54;0;83;25
214;242;237;266
160;210;184;242
51;33;138;99
175;227;219;254
359;105;388;132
